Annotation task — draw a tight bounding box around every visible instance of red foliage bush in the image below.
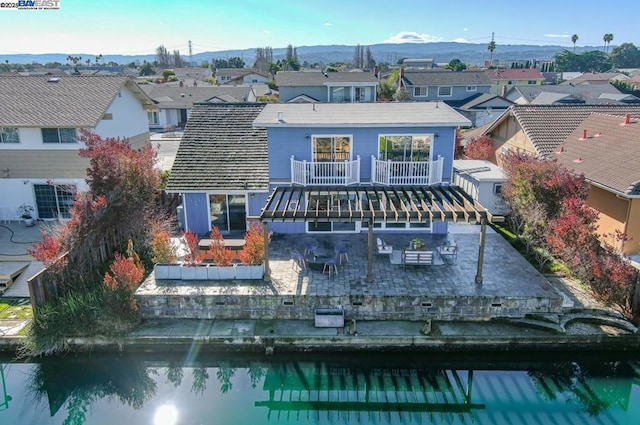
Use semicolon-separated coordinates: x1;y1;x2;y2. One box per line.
103;252;144;315
463;135;494;160
28;231;68;274
182;230;201;265
239;222;268;265
208;226;233;266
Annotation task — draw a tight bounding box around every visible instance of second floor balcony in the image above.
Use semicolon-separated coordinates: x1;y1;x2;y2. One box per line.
371;156;443;186
291;156;361;186
289;155;444;186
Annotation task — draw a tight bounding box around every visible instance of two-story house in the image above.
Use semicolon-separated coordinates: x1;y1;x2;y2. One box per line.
167;102;472;236
399;69;492;102
485;69;545;95
506;85;639;105
0;75;156;221
276;71;378;103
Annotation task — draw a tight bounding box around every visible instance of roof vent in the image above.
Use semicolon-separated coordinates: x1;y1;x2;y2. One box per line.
47;77;60;83
277;111;284;122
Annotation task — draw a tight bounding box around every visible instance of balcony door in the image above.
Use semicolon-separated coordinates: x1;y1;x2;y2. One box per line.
312;136;351;163
378;134;432;162
34;183;76;220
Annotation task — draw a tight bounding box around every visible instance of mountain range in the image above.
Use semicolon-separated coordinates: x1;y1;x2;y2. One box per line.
1;42;601;67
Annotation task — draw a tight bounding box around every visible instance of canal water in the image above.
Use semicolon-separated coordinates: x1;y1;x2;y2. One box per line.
1;351;639;424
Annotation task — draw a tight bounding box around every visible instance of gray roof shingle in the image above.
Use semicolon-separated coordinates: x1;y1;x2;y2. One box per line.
276;71;378;87
166;103;268;192
552;113;640;195
402;70;492;86
0;75;154;127
141;85;253;109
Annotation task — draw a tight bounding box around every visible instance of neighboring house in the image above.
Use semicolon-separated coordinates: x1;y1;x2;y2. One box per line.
171;67;213;83
484;104;640;164
276;71;378;103
0;75;156;221
165;103;268;235
214;68;271;85
485;68;545;95
168;102;471;235
141;85;258;129
448;93;513;127
401;58;436;68
505;85;633;105
453;160;508;216
399;69;492;102
551;113;640;255
560;72;629;86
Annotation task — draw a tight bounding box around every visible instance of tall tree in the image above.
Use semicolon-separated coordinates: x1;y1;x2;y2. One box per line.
155;45;171;68
365;46;375;70
603;33;614;53
610;42;640;68
353;44;364;69
172;50;183;68
487;40;497;64
571;34;579;53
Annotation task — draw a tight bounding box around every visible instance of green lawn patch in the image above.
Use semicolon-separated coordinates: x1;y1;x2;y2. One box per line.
0;299;33;320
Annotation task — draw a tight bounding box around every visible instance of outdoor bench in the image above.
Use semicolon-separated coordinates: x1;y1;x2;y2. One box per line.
402;250;434;269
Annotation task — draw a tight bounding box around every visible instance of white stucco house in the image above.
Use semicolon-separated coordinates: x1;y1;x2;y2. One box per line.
0;75;156;222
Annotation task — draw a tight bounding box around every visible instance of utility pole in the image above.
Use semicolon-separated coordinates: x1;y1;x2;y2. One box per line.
188;40;193;66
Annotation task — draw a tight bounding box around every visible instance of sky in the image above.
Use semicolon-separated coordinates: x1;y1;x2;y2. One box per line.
0;0;638;56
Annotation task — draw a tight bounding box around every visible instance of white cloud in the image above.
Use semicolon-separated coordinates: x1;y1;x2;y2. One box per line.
452;37;469;43
324;22;332;27
263;29;271;35
544;33;571;38
463;28;468;32
383;31;443;44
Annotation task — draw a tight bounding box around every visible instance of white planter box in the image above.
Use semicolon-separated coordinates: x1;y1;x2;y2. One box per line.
180;266;197;280
193;265;209;280
235;264;264;280
154;263;181;280
214;266;236;280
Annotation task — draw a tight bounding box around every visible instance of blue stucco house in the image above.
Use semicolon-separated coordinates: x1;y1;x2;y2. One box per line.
166;102;475;237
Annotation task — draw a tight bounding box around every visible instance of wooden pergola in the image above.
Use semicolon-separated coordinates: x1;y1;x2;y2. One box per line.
259;185;491;283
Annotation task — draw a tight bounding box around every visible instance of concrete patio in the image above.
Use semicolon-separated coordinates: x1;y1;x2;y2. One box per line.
136;224;564;321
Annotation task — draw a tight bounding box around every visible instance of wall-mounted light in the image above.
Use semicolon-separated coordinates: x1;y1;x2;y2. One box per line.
23;179;30;185
305;133;310;140
434;132;440;138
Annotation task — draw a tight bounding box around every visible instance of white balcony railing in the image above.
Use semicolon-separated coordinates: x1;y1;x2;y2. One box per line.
371;156;443;185
291;156;361;186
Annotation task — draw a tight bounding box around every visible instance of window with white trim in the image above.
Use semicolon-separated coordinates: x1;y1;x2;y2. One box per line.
0;127;19;143
466;85;477;92
378;134;432;162
413;86;427;97
42;128;76;143
147;111;159;125
312;135;352;162
437;86;452;97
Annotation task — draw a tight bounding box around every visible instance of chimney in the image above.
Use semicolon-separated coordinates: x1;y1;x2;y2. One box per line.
398;67;404;89
500;84;507;97
555;146;565;154
277;111;283;122
622;114;631;125
373;65;379;78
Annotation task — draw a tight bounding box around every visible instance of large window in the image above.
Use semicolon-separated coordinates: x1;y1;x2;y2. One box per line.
0;127;19;143
413;86;427;97
437;86;452;97
34;183;76;219
378;135;432;162
42;128;76;143
329;86;351;102
312;136;351;162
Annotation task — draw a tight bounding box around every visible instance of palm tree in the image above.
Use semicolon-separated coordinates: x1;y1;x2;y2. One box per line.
488;40;497;64
603;33;614;53
571;34;579;53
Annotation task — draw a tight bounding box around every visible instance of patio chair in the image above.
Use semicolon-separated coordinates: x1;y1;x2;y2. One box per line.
290;249;307;271
302;237;319;256
437;240;458;263
334;242;349;265
376;237;393;255
322;255;339;277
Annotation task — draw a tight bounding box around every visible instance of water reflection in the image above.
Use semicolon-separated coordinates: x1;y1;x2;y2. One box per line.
3;353;638;424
